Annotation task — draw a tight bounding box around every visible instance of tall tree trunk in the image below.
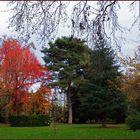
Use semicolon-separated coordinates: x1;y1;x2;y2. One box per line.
63;93;67;123
67;82;72;124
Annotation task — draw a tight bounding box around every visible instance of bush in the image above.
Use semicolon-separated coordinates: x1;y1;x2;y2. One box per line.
8;115;50;127
126;111;140;131
0;116;6;123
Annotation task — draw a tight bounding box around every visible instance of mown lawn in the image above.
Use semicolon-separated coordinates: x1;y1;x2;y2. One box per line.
0;123;140;139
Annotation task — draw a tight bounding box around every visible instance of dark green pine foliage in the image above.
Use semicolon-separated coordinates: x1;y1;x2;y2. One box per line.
72;39;127;124
78;84;127;124
87;39;120;87
41;37;91;124
42;37;90;86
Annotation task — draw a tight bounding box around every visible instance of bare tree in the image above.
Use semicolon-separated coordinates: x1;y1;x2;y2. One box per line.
8;1;68;46
135;45;140;63
7;1;140;50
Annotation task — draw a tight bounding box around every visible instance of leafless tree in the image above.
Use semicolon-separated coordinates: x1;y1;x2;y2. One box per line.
8;1;68;46
7;1;140;50
134;44;140;64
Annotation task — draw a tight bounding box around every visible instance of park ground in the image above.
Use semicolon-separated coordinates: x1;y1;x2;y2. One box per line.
0;123;140;139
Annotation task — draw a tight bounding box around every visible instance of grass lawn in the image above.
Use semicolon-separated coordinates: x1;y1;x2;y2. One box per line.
0;123;140;139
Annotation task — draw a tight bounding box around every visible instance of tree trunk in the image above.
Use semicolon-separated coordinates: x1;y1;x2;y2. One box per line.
101;118;107;127
67;82;72;124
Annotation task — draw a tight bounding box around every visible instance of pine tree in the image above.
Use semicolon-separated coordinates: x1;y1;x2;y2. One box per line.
72;39;127;125
41;37;90;124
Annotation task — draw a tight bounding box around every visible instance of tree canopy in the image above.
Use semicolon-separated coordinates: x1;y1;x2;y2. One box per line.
42;36;91;124
72;39;127;124
0;39;51;116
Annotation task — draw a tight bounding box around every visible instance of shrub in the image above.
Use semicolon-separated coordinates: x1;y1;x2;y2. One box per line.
126;111;140;131
8;115;50;127
0;116;6;123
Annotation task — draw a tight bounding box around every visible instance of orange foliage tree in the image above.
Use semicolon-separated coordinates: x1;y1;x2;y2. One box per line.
0;39;51;116
30;85;51;115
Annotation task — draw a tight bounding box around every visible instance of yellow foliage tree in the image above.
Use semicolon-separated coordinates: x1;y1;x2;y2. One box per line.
121;51;140;110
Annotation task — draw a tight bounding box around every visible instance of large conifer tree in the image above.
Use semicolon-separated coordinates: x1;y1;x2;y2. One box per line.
72;39;127;125
41;37;90;124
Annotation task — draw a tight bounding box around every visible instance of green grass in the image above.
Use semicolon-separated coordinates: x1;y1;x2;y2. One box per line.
0;123;140;139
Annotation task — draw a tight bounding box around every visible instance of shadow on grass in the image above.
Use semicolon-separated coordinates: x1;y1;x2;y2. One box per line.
75;124;124;129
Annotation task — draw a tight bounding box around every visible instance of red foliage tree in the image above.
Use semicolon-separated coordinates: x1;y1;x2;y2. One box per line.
0;39;51;116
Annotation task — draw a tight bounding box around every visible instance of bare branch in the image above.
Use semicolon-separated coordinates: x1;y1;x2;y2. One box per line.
7;1;140;51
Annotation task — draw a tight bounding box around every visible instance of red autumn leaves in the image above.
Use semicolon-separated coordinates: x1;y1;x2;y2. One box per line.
0;39;51;115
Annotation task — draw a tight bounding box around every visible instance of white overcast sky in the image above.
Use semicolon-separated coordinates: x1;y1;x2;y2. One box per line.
0;1;140;63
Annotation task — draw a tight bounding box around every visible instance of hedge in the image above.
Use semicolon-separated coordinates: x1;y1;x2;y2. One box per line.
8;115;50;127
126;111;140;131
0;116;6;123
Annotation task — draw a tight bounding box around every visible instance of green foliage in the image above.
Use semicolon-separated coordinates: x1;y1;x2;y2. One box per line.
86;40;120;86
42;37;91;123
41;36;91;86
72;39;127;124
8;115;50;127
72;85;127;123
0;116;5;123
126;110;140;131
